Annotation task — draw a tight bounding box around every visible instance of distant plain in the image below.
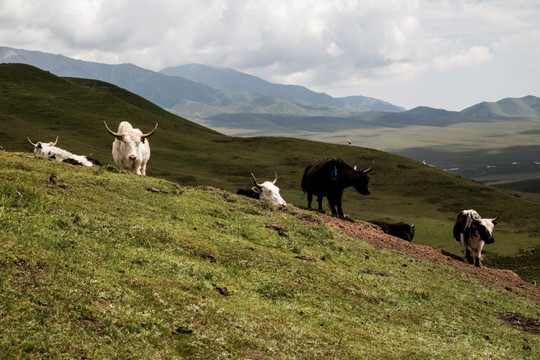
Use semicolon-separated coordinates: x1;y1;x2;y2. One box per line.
199;116;540;183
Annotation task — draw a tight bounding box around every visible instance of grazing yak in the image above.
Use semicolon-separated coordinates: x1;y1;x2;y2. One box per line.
369;220;415;242
104;121;158;176
301;157;373;217
453;209;500;267
27;137;101;167
239;172;287;208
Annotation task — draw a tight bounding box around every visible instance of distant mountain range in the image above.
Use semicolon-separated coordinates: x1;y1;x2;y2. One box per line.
0;46;403;119
160;64;403;112
1;46;539;134
460;95;540;118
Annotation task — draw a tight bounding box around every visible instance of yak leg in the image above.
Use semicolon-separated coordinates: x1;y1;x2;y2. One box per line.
317;196;324;211
327;196;337;217
335;191;344;218
307;193;313;208
140;158;149;176
472;249;482;268
465;248;474;265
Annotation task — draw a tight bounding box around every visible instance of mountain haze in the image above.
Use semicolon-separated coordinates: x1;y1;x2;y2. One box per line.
0;46;402;119
0;46;238;109
160;64;405;112
3;46;539;124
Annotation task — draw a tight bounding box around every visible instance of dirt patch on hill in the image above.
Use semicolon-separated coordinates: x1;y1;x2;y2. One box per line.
320;215;540;305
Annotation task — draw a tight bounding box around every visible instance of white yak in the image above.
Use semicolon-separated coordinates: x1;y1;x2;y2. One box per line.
104;121;158;176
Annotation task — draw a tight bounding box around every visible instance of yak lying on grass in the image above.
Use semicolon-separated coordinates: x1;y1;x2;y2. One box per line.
369;220;415;242
28;137;101;167
238;172;287;208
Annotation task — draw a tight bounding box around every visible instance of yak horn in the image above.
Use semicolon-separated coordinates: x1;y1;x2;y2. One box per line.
251;173;262;188
492;213;501;222
104;121;122;137
141;123;159;138
272;172;278;184
27;137;38;147
51;136;58;146
362;160;375;174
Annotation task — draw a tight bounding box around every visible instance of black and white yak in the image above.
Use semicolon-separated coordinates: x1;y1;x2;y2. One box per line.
28;137;101;167
301;157;373;217
453;209;500;267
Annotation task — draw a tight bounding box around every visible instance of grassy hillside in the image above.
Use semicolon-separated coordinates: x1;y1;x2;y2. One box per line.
0;150;538;359
1;64;540;281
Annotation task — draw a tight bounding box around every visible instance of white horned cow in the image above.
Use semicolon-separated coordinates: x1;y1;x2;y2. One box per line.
104;121;158;176
249;172;287;208
453;209;500;267
27;137;100;167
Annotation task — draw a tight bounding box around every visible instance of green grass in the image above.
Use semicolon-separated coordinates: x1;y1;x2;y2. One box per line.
0;151;539;359
485;248;540;284
490;178;540;195
1;63;540;283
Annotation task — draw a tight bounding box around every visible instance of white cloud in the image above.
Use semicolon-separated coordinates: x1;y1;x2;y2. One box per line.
0;0;539;110
326;42;344;57
433;46;493;70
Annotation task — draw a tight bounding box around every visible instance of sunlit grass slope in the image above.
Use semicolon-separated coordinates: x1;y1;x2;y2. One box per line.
0;151;538;359
1;63;539;280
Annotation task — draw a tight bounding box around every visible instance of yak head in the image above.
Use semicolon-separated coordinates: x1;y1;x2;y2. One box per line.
104;121;158;161
27;137;58;156
473;214;500;244
351;160;374;195
251;172;287;208
463;210;500;244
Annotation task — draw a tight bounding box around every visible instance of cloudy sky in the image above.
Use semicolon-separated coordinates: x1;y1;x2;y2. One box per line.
1;0;539;110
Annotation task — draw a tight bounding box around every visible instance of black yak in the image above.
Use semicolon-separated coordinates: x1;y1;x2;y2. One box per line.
369;220;415;242
301;157;373;217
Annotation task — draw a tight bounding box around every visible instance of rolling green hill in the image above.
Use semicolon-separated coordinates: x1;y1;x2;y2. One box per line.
0;150;538;359
1;64;540;282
